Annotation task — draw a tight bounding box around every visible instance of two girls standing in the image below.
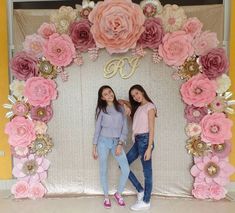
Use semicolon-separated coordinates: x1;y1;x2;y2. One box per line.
92;85;157;211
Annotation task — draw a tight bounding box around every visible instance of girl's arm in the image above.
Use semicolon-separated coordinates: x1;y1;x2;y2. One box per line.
118;99;131;109
144;108;156;161
93;111;103;145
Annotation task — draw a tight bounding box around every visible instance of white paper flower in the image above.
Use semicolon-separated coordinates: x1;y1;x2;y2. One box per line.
10;80;25;98
185;123;202;137
216;74;231;94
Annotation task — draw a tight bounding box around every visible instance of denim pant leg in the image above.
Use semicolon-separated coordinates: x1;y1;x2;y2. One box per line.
111;142;130;194
137;134;153;203
97;137;110;196
126;141;144;193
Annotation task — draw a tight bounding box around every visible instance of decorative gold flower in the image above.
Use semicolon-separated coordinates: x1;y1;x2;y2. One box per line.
186;137;210;157
209;92;235;114
3;95;30;119
178;57;200;80
38;57;57;79
205;162;220;177
75;0;95;19
30;134;53;156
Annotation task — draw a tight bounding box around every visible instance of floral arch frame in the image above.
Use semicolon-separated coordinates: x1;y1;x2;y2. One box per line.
3;0;235;200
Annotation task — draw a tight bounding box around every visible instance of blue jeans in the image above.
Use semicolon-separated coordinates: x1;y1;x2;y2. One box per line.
97;136;130;196
126;133;154;203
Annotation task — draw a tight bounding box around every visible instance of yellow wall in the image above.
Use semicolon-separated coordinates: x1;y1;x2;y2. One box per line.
0;0;12;179
229;1;235;181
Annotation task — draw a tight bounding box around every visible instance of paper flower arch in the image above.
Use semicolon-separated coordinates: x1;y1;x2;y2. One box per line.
3;0;235;200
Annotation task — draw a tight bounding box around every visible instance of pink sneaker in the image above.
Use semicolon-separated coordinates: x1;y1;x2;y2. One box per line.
114;192;125;207
103;198;111;208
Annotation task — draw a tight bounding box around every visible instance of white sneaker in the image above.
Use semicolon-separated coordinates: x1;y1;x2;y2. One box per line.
137;191;144;202
130;200;150;211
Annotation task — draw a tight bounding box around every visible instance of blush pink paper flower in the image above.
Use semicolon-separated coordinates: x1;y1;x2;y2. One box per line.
37;23;56;39
12;154;50;184
185;123;202;137
11;181;29;199
23;34;46;58
28;182;47;199
180;74;217;107
24;77;57;107
43;33;76;67
10;51;39;81
88;0;145;54
137;17;164;50
11;146;29;158
192;31;219;56
158;31;194;66
33;121;48;134
183;17;203;38
192;182;209;199
211;140;232;159
184;105;208;123
200;48;229;80
69;19;96;52
30;105;53;123
5;116;36;147
209;183;227;200
191;155;235;186
200;113;233;144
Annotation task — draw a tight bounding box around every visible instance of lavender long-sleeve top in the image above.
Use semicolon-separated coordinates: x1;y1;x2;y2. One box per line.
93;106;128;145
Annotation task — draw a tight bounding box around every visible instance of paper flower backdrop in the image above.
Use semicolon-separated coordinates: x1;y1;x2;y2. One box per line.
3;0;235;200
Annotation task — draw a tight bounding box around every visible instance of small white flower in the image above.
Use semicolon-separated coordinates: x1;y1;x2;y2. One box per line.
216;74;231;94
10;80;25;98
185;123;202;137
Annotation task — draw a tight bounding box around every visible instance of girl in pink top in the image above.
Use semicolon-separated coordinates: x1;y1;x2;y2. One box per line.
121;84;157;211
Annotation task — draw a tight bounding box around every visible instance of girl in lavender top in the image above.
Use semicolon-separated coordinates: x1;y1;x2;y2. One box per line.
120;84;157;211
92;85;130;209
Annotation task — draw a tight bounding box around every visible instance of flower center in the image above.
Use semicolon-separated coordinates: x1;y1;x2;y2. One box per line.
17;127;26;136
210;125;220;133
192;110;201;117
22;160;38;175
37;108;46;117
213;144;226;153
194;87;203;94
168;17;176;25
205;162;220;177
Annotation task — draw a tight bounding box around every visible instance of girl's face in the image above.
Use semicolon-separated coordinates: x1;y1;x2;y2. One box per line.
131;89;145;103
101;88;114;103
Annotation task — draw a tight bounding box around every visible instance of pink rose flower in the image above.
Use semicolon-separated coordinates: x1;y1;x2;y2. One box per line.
43;33;76;67
30;105;53;123
137;17;164;50
209;183;227;200
183;17;203;38
24;77;57;107
11;146;29;158
33;121;48;134
191;155;235;186
5;116;36;147
192;182;209;199
10;51;39;81
28;183;47;199
211;140;232;159
180;74;217;107
23;34;46;58
200;113;233;144
37;23;56;39
200;48;229;80
11;181;29;199
192;31;219;55
12;154;50;184
88;0;145;54
69;19;96;52
158;31;194;66
184;105;208;123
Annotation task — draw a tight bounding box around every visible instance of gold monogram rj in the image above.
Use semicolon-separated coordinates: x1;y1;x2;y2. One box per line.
104;56;141;79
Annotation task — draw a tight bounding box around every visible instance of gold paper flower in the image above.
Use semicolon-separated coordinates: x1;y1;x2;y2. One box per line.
178;57;200;80
30;134;53;156
38;57;57;79
3;95;30;119
50;6;77;33
186;137;210;157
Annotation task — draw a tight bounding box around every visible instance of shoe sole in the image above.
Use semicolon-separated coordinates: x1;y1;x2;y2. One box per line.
130;206;150;211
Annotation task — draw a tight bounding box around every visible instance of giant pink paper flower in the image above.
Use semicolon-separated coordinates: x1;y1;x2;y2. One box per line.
11;181;29;199
37;22;56;39
24;77;57;107
200;48;229;80
69;19;96;52
183;17;203;38
184;105;208;123
180;74;217;107
158;31;194;66
200;113;233;144
209;183;227;200
30;105;53;123
192;182;209;199
28;183;47;199
43;33;76;67
192;31;219;56
12;154;50;184
10;51;39;81
137;17;164;50
191;155;235;186
88;0;145;54
5;116;36;147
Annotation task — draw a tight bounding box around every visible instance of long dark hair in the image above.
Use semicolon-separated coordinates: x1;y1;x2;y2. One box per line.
95;85;121;120
129;84;154;119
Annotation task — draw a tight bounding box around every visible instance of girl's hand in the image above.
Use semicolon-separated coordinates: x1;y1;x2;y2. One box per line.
115;145;122;156
144;147;152;161
124;104;131;116
92;145;98;160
